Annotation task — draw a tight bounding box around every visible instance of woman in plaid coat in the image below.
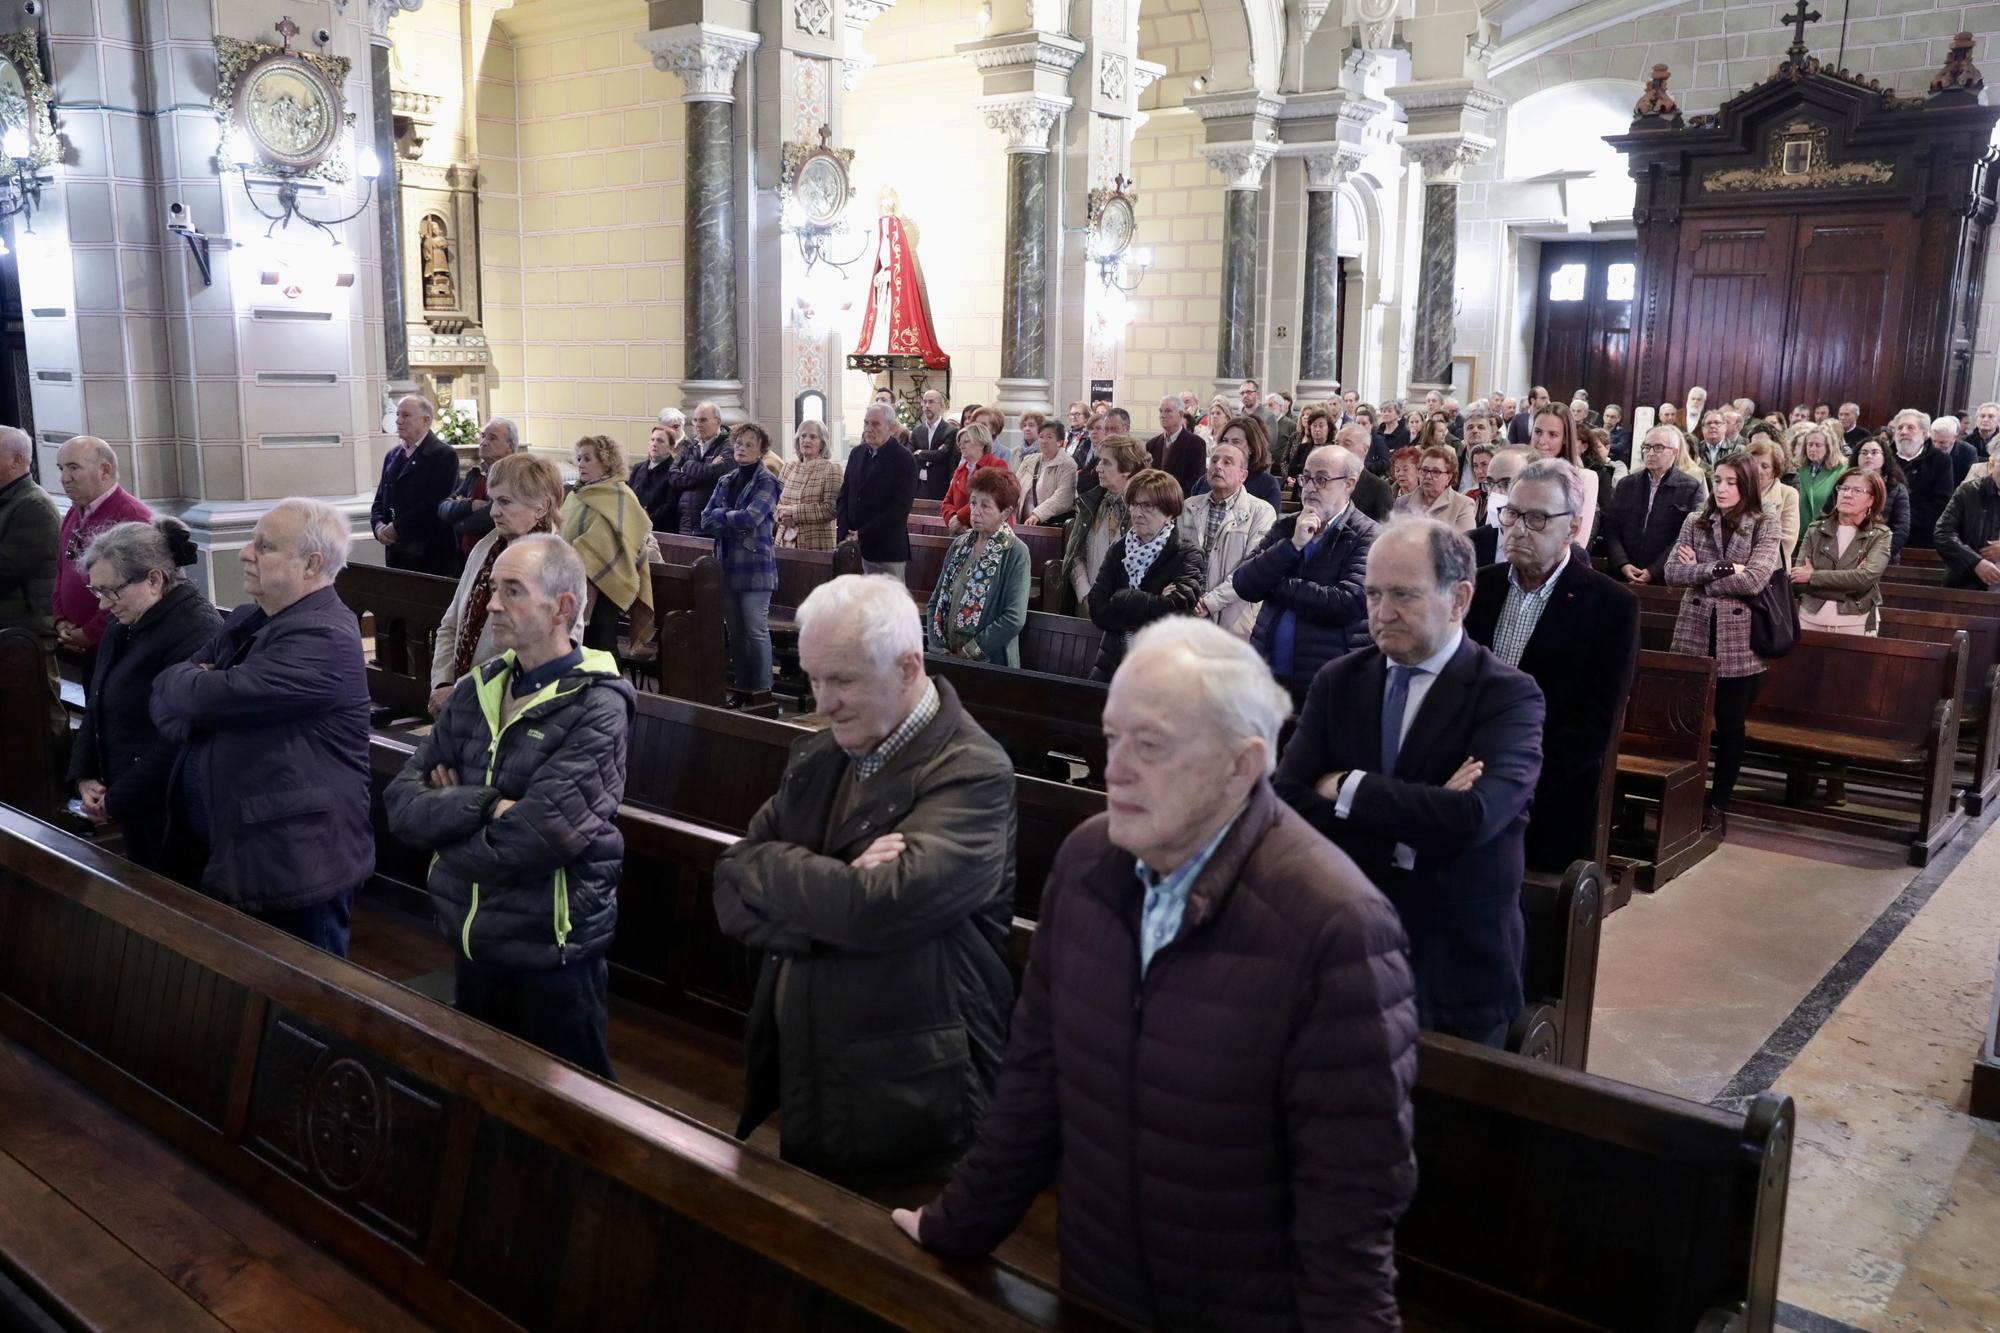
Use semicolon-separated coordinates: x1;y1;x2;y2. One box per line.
775;420;843;551
1665;453;1783;827
702;423;784;703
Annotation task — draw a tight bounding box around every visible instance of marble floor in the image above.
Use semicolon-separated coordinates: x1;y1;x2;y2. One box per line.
1593;809;2000;1332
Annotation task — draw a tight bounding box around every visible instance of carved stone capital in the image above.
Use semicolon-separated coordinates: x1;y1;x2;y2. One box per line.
635;22;763;103
1187;88;1285;124
979;93;1072;153
1351;0;1400;52
1303;147;1366;190
1202;142;1275;191
841;52;875;92
1387;79;1507;118
368;0;423;43
1402;131;1493;184
956;30;1088;78
1131;59;1166;96
843;0;895;34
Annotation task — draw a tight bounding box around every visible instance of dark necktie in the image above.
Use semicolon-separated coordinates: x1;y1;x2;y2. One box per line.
1381;664;1417;774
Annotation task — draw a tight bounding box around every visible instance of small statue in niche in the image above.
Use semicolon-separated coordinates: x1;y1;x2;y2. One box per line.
1633;64;1683;126
420;212;456;310
1930;32;1984;98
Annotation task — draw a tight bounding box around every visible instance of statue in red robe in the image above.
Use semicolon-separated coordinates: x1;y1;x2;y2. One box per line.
852;211;950;370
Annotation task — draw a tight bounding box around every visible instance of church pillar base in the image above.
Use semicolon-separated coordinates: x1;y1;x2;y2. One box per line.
993;377;1054;451
682;379;748;424
1295;378;1341;404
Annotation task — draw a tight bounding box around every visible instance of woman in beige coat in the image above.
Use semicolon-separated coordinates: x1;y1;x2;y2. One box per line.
775;420;843;550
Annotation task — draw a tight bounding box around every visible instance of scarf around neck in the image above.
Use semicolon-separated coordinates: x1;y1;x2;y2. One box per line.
1123;519;1175;589
929;524;1016;656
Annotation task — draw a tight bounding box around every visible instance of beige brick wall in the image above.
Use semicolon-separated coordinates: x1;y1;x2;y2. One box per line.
1124;0;1221;409
479;6;686;455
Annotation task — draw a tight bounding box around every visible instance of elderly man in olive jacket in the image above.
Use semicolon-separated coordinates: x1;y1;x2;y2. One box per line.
894;618;1417;1331
713;573;1016;1199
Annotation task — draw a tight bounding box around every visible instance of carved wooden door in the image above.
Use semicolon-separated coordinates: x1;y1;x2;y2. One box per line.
1664;216;1798;416
1778;211;1915;424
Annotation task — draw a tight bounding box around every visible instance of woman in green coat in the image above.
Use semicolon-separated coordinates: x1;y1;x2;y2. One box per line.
1790;420;1849;521
925;466;1032;666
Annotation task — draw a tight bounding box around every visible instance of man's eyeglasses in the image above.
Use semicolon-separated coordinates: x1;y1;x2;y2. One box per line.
1302;471;1353;488
1497;505;1572;532
1639;442;1676;454
1485;475;1517;492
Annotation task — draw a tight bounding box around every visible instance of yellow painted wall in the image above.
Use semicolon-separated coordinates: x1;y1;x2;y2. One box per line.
479;1;685;453
1125;0;1220;407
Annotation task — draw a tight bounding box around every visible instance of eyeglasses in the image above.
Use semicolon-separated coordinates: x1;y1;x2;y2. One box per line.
1418;466;1454;478
1302;472;1353;488
1497;505;1573;532
1640;442;1676;454
87;578;141;601
1485;475;1517;492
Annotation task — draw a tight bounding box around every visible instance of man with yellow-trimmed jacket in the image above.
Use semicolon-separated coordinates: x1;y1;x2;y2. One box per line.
385;534;633;1080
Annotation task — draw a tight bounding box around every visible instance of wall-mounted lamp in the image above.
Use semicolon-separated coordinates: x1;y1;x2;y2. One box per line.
231;127;380;247
0;124;48;249
781;126;868;277
1099;247;1151;295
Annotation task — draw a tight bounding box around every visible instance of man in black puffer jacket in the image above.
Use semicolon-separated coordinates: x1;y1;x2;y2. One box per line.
385;534;633;1080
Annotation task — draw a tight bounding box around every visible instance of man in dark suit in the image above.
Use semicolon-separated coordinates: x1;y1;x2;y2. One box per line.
1898;409;1958;550
1508;386;1548;445
910;388;959;501
1275;518;1544;1044
836;401;919;577
1467;459;1638;874
1838;402;1870;453
1335;424;1393;522
1147;396;1206;495
1604;424;1704;584
1466;445;1532;565
371;395;462;575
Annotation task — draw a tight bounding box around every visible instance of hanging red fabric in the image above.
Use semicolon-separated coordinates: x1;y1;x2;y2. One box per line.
852;214;951;371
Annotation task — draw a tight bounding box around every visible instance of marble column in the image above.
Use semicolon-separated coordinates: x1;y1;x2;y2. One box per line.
1001;150;1050;383
368;0;424;386
1404;133;1491;392
980;94;1069;422
1297;150;1360;402
636;24;762;418
1204;146;1272;388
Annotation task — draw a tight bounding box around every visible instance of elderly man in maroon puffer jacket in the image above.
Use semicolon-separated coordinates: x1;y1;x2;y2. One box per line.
894;617;1418;1331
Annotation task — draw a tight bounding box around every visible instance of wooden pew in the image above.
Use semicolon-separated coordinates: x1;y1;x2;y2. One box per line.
1612;650;1721;893
907;514;1068;577
648;557;729;705
1016;611;1103;679
925;654;1111;783
1878;605;2000;814
333;563;458;723
1508;860;1604;1071
0;809;1114;1333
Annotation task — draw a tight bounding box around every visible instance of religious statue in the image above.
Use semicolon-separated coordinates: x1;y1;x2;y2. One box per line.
1634;64;1682;126
850;197;949;370
420;213;455;310
1930;32;1984;98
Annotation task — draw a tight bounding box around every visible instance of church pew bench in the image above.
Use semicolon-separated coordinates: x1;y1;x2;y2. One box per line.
1877;605;2000;814
906;515;1068;576
0;810;1114;1333
0;629;58;824
924;654;1111;783
1016;612;1103;679
1882;562;1946;585
1612;650;1721;894
646;557;729;706
334;563;459;724
911;497;941;517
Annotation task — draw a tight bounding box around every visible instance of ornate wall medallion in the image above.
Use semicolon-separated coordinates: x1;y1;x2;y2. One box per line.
215;18;356;180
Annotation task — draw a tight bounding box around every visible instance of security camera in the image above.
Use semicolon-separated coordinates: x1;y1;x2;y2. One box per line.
314;27;332;46
166;200;191;234
21;1;42;17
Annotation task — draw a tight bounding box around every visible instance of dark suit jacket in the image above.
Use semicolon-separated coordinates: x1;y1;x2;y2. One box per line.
1275;636;1544;1041
1466;560;1638;873
836;440;919;563
628;455;678;530
1603;468;1704;582
1070;433;1100;496
1507;413;1535;446
370;433;461;574
1233;508;1380;696
911;419;960;501
1904;447;1958;550
1146;427;1206;496
438;463;497;555
1469;525;1499;566
1352;468;1393;523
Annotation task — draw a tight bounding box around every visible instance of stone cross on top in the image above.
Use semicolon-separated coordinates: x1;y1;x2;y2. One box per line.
1783;0;1822;68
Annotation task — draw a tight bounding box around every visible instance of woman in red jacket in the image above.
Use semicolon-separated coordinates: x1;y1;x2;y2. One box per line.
941;422;1013;532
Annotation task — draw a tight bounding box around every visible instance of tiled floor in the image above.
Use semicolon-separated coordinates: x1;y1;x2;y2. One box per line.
1597;812;2000;1332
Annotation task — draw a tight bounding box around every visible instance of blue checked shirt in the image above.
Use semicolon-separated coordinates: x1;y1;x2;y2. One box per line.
699;464;784;592
852;681;940;780
1133;802;1246;974
1490;553;1568;667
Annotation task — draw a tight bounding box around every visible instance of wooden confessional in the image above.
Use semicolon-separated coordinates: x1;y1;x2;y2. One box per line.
1606;59;2000;422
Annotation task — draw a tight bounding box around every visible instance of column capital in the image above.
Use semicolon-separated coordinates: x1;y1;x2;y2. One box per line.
955;29;1088;80
1351;0;1403;52
367;0;423;45
843;0;896;34
1302;147;1367;190
979;93;1072;153
635;22;763;103
1202;142;1275;191
1402;131;1494;184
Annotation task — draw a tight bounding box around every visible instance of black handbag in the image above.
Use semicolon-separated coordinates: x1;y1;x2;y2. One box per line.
1747;525;1800;658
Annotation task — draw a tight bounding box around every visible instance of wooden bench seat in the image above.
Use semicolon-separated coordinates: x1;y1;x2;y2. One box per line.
1611;649;1719;893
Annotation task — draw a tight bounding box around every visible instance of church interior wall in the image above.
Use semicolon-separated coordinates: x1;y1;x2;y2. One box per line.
1121;0;1224;410
1462;0;2000;411
839;0;1009;427
480;1;688;454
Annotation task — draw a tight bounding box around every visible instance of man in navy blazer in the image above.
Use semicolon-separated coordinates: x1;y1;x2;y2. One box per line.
1603;425;1704;584
1145;396;1206;496
371;395;462;575
1467;459;1638;874
1275;518;1544;1044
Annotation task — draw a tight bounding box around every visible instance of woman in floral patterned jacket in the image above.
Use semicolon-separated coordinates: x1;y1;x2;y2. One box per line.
925;466;1031;666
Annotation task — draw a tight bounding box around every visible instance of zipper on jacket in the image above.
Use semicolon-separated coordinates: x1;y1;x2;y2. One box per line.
461;883;480;960
553;865;572;962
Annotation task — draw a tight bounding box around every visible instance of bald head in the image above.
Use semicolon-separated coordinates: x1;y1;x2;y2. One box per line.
56;436;118;507
395;395;434;447
0;425;28;484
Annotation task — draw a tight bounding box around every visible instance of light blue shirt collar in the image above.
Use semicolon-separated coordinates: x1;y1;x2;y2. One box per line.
1133;800;1248;974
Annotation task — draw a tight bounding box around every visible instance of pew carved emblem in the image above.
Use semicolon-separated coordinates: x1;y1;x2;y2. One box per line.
308;1057;384;1191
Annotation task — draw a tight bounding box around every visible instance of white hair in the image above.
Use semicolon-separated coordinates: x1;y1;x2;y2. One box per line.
796;574;922;672
0;425;29;463
1894;408;1933;433
1514;456;1586;518
1932;415;1961;439
507;533;588;611
397;395;435;421
863;401;898;431
270;497;351;579
1980;402;2000;416
657;407;686;427
484;417;520;448
1122;618;1292;777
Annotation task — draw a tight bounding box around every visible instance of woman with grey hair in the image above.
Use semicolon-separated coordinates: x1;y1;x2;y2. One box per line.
67;518;220;872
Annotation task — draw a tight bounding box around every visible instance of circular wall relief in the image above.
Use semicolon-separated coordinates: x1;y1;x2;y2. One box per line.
1094;195;1135;260
237;54;343;170
794;153;849;227
306;1057;384;1191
